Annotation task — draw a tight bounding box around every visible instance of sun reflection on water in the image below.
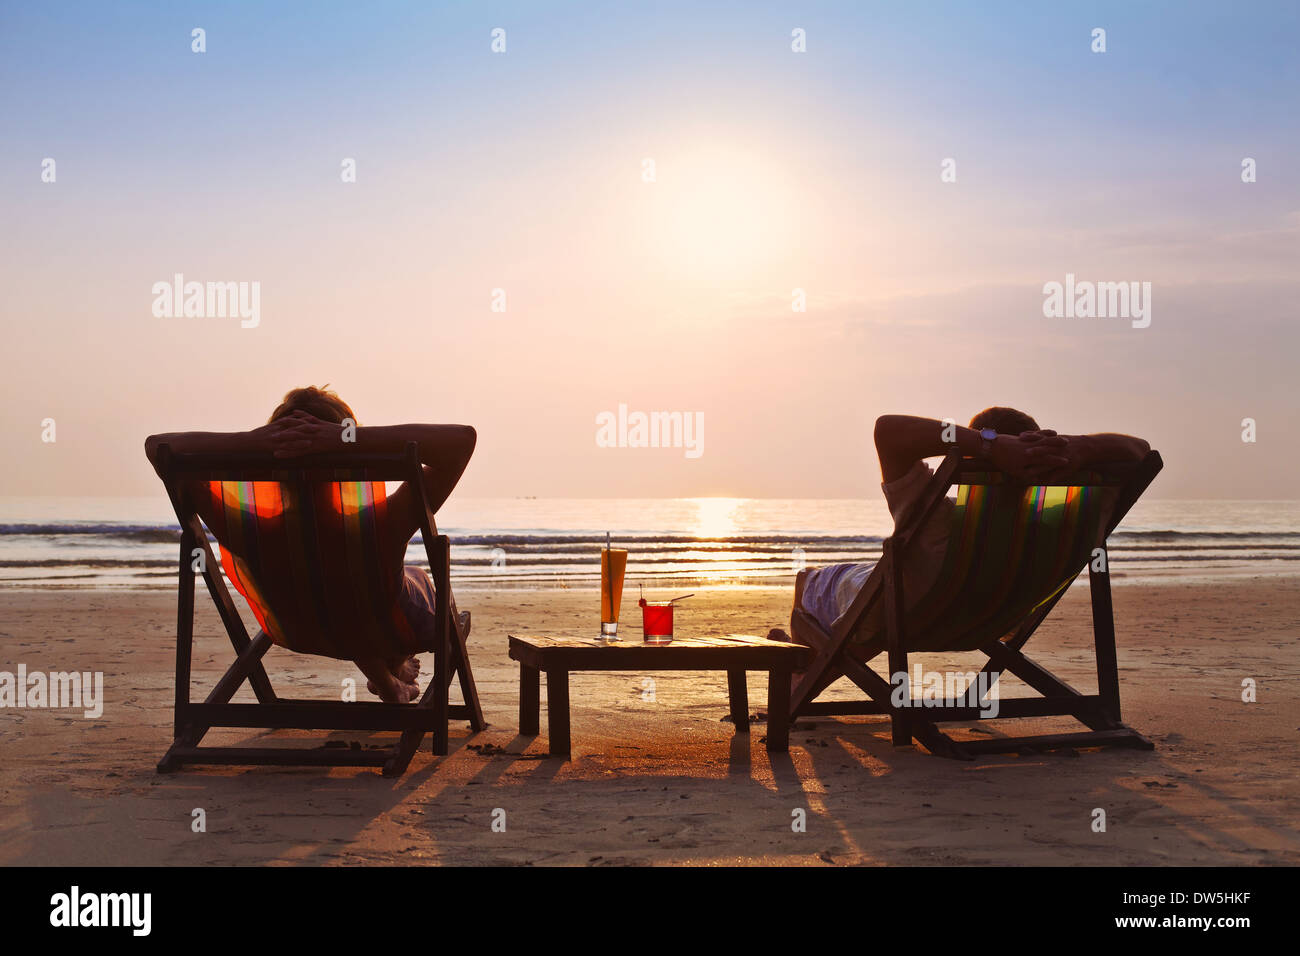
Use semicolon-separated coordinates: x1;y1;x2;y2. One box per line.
689;497;742;539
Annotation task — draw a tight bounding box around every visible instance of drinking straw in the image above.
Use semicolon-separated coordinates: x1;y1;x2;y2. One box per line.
605;532;613;629
669;593;695;603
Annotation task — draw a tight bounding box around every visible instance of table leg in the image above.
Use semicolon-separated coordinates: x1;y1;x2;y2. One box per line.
727;668;749;733
766;666;791;752
546;669;571;758
519;663;539;736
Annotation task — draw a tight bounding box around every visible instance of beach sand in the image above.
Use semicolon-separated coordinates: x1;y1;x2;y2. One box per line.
0;577;1296;866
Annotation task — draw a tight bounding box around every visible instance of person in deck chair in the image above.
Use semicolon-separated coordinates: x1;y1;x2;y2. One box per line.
792;409;1150;641
144;386;476;704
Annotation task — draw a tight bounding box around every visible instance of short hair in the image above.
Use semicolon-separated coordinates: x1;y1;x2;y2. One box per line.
268;385;356;425
969;406;1039;435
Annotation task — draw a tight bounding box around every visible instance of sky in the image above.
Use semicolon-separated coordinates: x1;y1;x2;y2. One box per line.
2;1;1297;499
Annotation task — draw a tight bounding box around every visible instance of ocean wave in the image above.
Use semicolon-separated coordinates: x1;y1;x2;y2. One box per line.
5;523;1299;546
3;552;1298;571
0;523;182;543
0;558;179;568
1108;530;1300;540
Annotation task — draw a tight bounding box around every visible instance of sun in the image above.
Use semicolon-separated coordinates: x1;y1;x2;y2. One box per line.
647;146;795;279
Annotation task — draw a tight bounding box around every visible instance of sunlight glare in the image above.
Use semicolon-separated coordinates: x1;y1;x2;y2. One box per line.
650;146;795;279
690;497;743;539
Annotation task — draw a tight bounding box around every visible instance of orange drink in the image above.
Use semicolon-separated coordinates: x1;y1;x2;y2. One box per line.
599;548;627;640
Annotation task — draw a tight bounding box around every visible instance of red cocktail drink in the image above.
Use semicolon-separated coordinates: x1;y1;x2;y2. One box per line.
639;600;673;644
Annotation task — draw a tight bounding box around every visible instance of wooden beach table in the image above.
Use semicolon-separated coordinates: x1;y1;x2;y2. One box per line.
507;634;813;758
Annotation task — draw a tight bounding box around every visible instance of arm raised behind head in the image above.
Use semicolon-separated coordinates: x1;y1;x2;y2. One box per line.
872;414;1068;484
143;426;278;479
144;415;476;511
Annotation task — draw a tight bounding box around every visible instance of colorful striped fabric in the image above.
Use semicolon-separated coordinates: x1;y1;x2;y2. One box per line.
202;479;424;660
895;475;1118;652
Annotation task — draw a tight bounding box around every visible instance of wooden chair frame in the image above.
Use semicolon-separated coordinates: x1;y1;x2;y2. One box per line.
787;449;1163;758
153;441;485;776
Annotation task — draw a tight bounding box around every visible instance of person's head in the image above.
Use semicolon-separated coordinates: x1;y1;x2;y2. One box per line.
268;385;356;425
969;406;1039;436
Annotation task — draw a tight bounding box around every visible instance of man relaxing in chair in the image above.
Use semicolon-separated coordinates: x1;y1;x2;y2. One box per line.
793;408;1150;640
144;386;476;704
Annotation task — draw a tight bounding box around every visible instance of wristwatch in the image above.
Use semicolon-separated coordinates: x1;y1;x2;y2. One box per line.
979;428;998;460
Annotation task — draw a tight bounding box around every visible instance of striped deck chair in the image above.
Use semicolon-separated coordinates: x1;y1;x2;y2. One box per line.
152;441;485;775
783;448;1163;758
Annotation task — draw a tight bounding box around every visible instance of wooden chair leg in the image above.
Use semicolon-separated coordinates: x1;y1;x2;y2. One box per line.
431;645;450;756
1089;562;1122;723
387;732;424;776
885;645;912;747
193;531;277;704
449;603;486;732
395;672;435;770
906;717;973;760
788;610;849;715
889;706;912;746
160;533;198;773
882;542;913;747
172;533;195;741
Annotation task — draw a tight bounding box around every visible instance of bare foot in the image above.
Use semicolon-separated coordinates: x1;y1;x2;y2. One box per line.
385;654;421;683
355;656;420;703
392;679;420;703
366;676;421;702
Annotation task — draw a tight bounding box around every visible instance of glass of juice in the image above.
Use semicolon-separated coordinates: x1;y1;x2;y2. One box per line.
599;548;627;640
640;600;673;644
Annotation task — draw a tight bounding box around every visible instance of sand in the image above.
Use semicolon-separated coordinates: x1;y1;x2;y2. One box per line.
0;577;1296;866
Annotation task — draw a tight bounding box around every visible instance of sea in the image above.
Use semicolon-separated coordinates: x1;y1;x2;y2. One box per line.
0;496;1296;591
